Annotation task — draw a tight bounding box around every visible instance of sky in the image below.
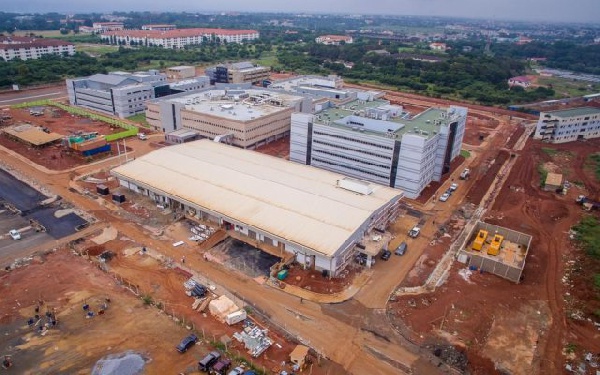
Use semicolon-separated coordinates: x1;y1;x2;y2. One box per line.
4;0;600;24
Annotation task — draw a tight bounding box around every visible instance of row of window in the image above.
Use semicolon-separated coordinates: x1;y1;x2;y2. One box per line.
313;139;392;160
313;149;391;169
312;157;390;180
313;130;394;150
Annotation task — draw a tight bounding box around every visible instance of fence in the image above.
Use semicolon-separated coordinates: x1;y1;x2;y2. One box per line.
12;100;139;141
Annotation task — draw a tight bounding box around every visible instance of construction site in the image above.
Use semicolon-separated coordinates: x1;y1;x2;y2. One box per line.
0;79;599;375
0;105;142;170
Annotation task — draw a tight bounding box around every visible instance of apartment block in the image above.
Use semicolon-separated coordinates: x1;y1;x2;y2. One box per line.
534;107;600;143
0;37;75;61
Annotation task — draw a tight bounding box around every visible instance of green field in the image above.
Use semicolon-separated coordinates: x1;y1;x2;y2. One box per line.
12;30;63;38
537;76;598;98
253;51;278;68
76;44;119;57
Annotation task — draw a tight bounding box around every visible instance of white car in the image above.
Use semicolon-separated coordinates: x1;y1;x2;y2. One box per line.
449;183;458;191
408;226;421;238
9;229;21;240
439;193;450;202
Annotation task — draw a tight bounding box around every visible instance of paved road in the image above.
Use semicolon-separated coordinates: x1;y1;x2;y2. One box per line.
0;84;68;107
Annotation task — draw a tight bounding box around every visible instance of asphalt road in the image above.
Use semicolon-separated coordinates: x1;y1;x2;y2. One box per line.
0;84;68;107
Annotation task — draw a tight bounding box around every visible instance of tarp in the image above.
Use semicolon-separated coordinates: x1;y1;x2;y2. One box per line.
208;295;238;322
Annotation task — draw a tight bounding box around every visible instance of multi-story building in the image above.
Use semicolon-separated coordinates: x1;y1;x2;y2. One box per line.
205;62;270;85
315;35;353;45
290;99;468;199
67;70;167;118
145;88;310;149
92;22;124;33
166;66;196;79
101;28;259;49
534;107;600;143
66;70;207;119
0;37;75;61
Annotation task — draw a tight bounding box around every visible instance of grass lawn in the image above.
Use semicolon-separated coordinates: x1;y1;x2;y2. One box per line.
76;44;119;56
537;76;598;98
12;30;63;38
460;150;471;158
253;51;278;68
126;113;150;127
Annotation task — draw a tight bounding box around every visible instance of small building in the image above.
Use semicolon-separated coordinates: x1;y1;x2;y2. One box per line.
289;345;310;370
508;76;532;88
315;35;353;45
165;128;200;144
429;42;447;51
166;66;196;80
544;172;563;191
458;221;532;283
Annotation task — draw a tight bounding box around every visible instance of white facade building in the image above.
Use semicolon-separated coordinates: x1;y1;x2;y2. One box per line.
315;35;353;45
92;22;124;33
145;87;310;148
101;28;259;49
291;100;468;199
534;107;600;143
111;140;403;276
0;37;75;61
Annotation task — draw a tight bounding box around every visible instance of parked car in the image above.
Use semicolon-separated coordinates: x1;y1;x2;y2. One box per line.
176;334;198;353
380;249;391;260
227;367;245;375
408;227;421;238
449;183;458;191
439;193;450;202
211;358;232;374
9;229;21;240
198;351;221;372
242;371;257;375
460;168;470;180
395;241;407;256
137;133;147;140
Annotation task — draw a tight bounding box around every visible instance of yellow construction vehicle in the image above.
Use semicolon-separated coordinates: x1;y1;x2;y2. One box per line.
488;234;504;256
472;229;488;251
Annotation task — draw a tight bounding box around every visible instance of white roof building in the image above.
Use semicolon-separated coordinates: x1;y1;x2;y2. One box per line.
111;140;402;275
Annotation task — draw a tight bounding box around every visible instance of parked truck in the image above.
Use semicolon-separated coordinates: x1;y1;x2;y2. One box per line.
576;195;600;211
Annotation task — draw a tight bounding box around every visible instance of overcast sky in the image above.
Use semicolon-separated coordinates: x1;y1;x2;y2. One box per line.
5;0;600;24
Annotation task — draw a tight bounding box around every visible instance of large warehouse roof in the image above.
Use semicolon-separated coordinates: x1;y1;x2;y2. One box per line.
112;140;402;257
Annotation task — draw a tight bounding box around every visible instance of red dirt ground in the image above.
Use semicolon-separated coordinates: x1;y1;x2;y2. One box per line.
254;136;290;159
281;263;359;294
75;237;329;375
465;150;510;206
391;137;600;375
0;107;129;170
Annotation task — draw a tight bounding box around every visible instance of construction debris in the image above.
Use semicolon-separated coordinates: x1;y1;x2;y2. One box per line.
233;321;273;358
